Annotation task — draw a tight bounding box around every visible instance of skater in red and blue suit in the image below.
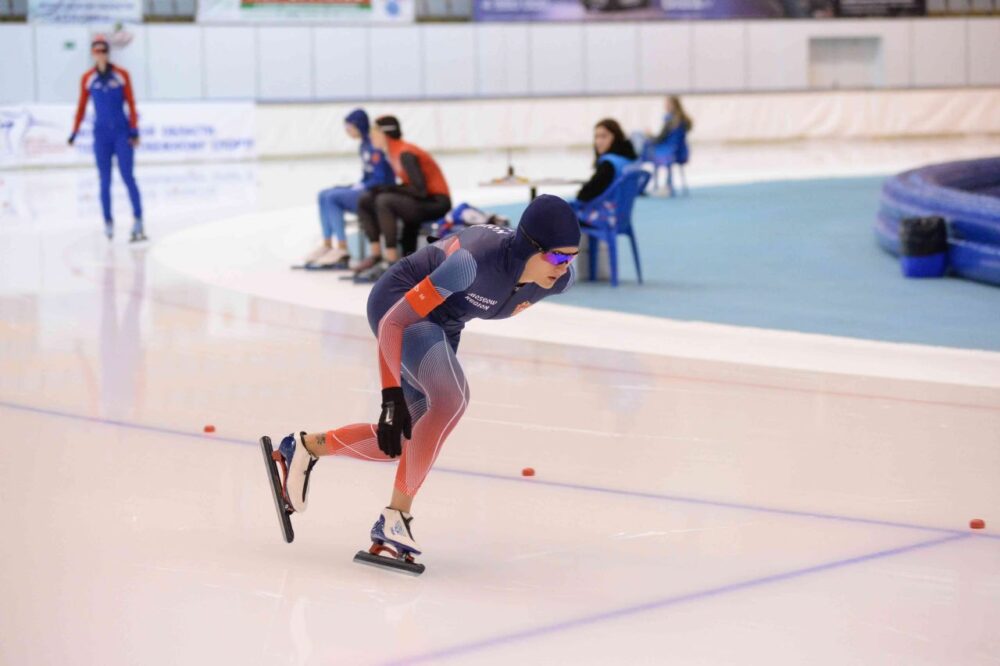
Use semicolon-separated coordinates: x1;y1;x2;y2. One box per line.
68;37;145;242
266;195;580;571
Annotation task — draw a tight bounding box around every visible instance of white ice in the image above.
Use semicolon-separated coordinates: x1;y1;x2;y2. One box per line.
1;137;998;665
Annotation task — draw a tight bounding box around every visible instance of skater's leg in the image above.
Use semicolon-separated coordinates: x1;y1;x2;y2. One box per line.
328;187;362;249
113;133;143;223
301;377;427;460
356;189;383;262
301;320;465;504
392;321;469;500
373;192;403;262
94;132;114;227
317;188;338;246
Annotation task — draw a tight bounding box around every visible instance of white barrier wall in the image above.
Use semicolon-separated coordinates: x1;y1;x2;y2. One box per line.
4;88;999;168
1;18;998;105
254;88;1000;158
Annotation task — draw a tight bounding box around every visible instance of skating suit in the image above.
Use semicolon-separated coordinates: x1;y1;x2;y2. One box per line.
71;65;143;223
321;224;575;497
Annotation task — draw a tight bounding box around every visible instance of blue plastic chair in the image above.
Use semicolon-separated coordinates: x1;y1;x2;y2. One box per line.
575;164;651;287
643;127;690;197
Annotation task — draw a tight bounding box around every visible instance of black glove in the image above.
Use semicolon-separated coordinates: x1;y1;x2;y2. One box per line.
378;387;412;458
67;133;76;146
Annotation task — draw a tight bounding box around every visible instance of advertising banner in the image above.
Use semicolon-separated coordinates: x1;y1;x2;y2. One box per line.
197;0;413;22
0;103;256;169
28;0;142;23
474;0;841;21
833;0;925;15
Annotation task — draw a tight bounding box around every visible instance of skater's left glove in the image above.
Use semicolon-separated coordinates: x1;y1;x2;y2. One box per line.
378;387;412;458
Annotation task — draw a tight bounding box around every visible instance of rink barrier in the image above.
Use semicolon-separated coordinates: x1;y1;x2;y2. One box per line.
875;156;1000;286
5;88;1000;169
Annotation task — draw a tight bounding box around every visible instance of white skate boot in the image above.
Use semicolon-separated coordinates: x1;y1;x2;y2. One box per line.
353;508;425;575
275;431;318;513
302;244;330;266
313;247;350;269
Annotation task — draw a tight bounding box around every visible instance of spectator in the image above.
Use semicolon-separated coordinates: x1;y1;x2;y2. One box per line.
574;118;638;205
353;116;452;282
639;96;692;194
302;108;394;269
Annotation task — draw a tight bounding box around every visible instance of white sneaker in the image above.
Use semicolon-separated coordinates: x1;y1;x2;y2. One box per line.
277;432;318;513
314;247;350;268
371;508;422;555
303;244;331;265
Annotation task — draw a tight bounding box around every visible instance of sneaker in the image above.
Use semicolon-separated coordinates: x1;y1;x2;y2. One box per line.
353;260;391;284
277;432;318;513
371;508;421;555
313;247;351;269
303;244;331;266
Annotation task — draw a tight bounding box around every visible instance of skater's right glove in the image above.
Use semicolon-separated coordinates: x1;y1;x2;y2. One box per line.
378;387;412;458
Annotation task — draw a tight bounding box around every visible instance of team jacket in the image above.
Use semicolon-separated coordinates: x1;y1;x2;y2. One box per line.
368;224;575;389
359;137;395;189
71;65;139;138
385;137;450;198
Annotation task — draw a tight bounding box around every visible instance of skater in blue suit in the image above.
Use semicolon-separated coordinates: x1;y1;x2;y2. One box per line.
301;109;395;269
68;36;146;242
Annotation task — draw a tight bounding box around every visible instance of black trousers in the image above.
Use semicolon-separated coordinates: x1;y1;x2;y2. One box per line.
358;191;451;256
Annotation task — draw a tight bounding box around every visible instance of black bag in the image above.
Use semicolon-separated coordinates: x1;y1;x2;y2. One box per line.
899;216;947;257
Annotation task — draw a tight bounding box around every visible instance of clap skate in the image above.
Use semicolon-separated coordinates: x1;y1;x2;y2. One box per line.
353;508;425;575
259;432;318;544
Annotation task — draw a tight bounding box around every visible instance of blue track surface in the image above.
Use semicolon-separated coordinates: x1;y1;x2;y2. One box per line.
494;176;1000;352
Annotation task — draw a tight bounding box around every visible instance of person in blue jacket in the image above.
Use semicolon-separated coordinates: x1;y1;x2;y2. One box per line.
573;118;638;206
68;37;145;242
640;96;692;194
302;109;395;269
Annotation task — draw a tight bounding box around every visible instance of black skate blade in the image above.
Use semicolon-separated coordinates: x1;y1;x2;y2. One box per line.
353;550;425;576
259;436;294;544
290;264;347;271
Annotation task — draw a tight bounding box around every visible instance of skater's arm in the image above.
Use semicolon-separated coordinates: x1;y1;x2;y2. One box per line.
397;152;428;198
117;67;140;139
376;297;425;389
70;72;91;139
376;244;477;388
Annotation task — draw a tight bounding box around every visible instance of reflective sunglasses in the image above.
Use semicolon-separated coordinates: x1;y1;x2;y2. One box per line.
92;47;109;54
521;227;578;266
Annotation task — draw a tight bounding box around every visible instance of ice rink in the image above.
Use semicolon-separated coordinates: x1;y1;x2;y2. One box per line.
1;139;999;665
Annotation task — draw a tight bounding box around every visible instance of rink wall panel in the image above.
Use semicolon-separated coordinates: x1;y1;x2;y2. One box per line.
251;89;1000;158
3;88;1000;168
2;18;997;105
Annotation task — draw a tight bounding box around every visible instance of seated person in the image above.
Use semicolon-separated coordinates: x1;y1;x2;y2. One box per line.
353;116;452;282
573;118;638;206
429;202;510;241
303;108;394;268
640;96;692;193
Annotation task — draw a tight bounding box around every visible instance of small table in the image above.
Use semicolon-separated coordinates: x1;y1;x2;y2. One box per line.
479;176;584;201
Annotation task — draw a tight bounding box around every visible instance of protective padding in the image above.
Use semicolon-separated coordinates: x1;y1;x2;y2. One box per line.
901;253;947;279
875;157;1000;286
